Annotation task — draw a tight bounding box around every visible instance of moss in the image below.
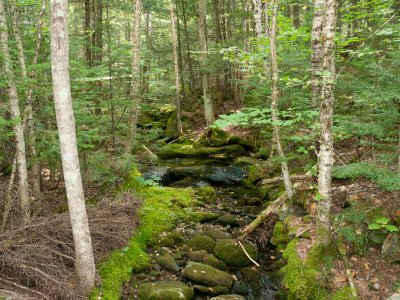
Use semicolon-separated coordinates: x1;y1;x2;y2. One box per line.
330;287;359;300
188;211;220;223
187;236;216;253
94;169;194;300
198;186;217;204
214;239;257;267
271;221;289;246
158;143;246;158
281;239;330;300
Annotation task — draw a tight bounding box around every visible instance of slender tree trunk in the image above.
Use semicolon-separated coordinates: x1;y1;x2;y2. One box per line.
84;0;92;65
253;0;263;38
170;0;183;135
127;0;142;152
181;0;196;100
94;0;103;64
142;12;152;95
50;0;96;294
175;1;186;102
311;0;325;107
269;0;294;199
198;0;215;126
0;0;30;224
10;0;46;202
214;0;222;43
1;157;17;232
292;3;301;28
317;0;337;246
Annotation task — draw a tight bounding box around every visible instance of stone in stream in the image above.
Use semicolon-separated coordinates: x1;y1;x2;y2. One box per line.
216;214;240;227
197;186;217;204
187;235;216;253
214;239;257;267
203;227;233;240
210;295;245;300
182;262;234;288
188;250;208;262
137;280;194;300
202;254;227;271
155;253;180;274
189;211;220;223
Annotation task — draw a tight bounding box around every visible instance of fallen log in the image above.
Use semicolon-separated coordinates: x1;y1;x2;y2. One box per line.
261;174;312;185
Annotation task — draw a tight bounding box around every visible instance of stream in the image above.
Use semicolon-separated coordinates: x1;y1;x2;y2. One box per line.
128;156;281;300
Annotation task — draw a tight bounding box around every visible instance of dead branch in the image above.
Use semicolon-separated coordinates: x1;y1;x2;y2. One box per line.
261;174;312;185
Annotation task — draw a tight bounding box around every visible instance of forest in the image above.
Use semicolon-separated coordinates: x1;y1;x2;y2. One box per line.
0;0;399;299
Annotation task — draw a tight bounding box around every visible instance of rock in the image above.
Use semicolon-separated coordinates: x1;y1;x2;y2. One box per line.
217;214;240;227
210;295;246;300
137;280;194;300
155;253;180;274
188;250;209;262
158;143;246;159
203;254;227;271
214;239;257;267
387;294;400;300
166;231;185;247
189;211;220;223
182;262;234;288
203;227;232;240
210;286;230;296
165;112;180;138
193;285;210;294
382;233;400;262
187;236;216;253
369;230;387;245
198;186;217;204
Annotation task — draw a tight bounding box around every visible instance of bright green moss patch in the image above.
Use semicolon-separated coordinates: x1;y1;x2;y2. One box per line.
94;170;194;300
281;239;330;300
330;287;359;300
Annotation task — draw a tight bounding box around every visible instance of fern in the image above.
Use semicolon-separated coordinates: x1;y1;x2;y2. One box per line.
333;162;400;191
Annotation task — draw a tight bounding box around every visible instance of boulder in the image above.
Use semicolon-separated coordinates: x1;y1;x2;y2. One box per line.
137;280;194;300
187;236;216;253
382;233;400;262
210;295;246;300
182;262;234;288
155;253;180;273
198;186;217;204
189;211;220;223
158;144;246;159
203;254;227;271
188;250;208;262
203;227;232;240
217;214;240;227
214;239;257;267
387;294;400;300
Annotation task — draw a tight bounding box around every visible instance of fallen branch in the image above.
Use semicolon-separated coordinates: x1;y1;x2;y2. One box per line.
240;181;302;240
261;174;312;185
238;241;260;267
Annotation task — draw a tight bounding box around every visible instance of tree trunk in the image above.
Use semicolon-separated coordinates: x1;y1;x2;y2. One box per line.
198;0;215;126
317;0;337;246
50;0;96;294
292;3;301;28
170;0;183;135
127;0;142;152
214;0;222;43
253;0;263;38
269;0;294;199
0;0;31;224
175;1;187;102
311;0;325;107
94;0;103;64
84;0;92;65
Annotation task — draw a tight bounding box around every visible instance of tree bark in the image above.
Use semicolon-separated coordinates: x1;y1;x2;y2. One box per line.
170;0;183;135
127;0;142;152
269;0;294;199
317;0;337;246
94;0;103;64
84;0;92;65
311;0;325;107
50;0;96;294
253;0;263;38
292;3;301;28
198;0;215;126
0;0;31;224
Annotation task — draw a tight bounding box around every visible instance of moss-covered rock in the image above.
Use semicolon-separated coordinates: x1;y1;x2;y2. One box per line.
270;221;289;246
188;211;220;223
281;239;329;300
165;112;180;139
210;295;246;300
203;254;227;271
382;233;400;262
158;143;246;159
187;236;216;253
182;262;234;288
214;239;257;267
137;280;194;300
198;186;217;204
202;227;232;240
216;214;240;227
155;253;180;274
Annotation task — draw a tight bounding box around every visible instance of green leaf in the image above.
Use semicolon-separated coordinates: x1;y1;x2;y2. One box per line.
375;217;390;225
385;225;399;233
368;224;381;230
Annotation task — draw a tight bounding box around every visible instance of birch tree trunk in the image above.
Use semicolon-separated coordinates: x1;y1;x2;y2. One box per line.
127;0;142;152
0;0;31;224
317;0;337;246
269;0;294;199
50;0;96;294
170;0;183;135
198;0;215;126
253;0;263;38
311;0;326;107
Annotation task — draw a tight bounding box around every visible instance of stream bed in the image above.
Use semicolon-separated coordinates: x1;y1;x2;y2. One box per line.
126;157;281;300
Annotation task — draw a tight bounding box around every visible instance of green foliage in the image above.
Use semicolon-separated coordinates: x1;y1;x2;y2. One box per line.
333;162;400;191
368;216;399;233
335;208;369;255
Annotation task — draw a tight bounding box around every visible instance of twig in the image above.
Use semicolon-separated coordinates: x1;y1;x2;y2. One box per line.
238;241;260;267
